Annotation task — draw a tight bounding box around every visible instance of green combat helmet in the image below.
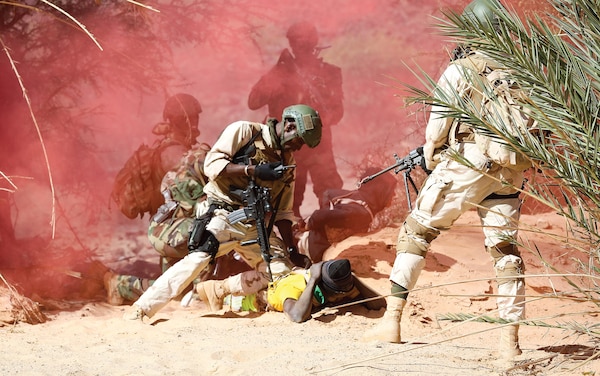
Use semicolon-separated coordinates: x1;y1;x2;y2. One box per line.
281;104;322;148
463;0;505;31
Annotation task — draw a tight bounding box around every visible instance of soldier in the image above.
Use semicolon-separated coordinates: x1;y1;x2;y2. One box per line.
363;0;528;359
105;143;213;305
155;93;202;177
105;94;247;305
123;104;322;320
111;93;202;219
248;22;344;219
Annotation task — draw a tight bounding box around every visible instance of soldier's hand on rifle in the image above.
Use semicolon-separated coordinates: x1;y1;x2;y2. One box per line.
254;161;284;181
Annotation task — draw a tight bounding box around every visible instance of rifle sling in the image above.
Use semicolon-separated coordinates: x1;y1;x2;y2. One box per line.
265;179;290;238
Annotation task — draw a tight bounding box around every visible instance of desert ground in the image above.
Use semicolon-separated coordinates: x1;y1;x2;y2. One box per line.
1;208;599;376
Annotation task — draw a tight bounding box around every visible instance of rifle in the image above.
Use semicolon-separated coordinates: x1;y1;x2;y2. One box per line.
227;164;297;281
358;146;429;211
228;179;275;281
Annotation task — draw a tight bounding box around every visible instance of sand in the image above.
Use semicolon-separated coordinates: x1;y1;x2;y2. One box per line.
1;210;599;376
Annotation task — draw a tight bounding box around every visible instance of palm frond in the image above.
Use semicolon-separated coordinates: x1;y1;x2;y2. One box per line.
406;0;600;243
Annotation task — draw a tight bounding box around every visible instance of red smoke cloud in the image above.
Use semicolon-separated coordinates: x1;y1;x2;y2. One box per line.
0;0;547;299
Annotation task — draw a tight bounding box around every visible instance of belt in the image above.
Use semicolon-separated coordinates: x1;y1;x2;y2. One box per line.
485;192;520;200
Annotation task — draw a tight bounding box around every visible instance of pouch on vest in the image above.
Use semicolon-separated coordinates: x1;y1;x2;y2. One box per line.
453;53;536;171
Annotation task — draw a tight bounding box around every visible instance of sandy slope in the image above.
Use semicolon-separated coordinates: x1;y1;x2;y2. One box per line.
1;210;599;376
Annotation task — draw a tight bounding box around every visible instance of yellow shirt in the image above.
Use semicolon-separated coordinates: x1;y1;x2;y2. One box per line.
267;273;307;312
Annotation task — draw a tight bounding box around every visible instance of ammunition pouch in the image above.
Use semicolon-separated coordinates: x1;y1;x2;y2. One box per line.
449;121;475;145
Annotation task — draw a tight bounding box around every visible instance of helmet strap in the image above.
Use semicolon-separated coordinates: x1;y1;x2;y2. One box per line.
268;119;283;150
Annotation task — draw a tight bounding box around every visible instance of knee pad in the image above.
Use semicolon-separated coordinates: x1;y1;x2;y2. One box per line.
487;242;521;264
494;254;524;286
396;216;439;257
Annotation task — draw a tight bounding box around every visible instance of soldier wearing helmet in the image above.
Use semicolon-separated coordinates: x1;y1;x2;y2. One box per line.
124;105;321;321
248;21;344;220
363;0;526;360
105;93;207;304
154;93;202;177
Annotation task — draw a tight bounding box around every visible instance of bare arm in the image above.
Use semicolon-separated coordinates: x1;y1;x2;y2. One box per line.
282;262;323;323
220;163;256;178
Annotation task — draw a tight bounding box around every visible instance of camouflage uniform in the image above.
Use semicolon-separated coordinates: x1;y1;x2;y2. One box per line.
364;50;527;355
110;144;211;303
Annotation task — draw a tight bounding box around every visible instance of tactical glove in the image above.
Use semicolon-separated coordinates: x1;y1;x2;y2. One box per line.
254;161;284;181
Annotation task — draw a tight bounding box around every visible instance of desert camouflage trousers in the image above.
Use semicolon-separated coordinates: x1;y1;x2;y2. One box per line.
113;275;154;302
148;215;194;262
134;206;294;317
109;212;193;302
391;143;526;321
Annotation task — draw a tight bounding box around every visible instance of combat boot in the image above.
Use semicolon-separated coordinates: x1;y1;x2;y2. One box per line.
500;324;522;358
362;296;406;343
195;279;231;312
122;304;146;322
103;271;124;306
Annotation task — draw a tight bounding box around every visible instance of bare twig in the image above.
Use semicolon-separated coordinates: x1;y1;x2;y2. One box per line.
0;36;56;238
126;0;160;12
39;0;103;51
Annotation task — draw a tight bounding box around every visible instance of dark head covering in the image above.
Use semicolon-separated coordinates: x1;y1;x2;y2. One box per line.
321;259;354;293
286;22;319;49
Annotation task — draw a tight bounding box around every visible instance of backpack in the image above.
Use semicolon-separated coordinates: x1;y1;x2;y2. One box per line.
111;138;180;219
453;53;536;171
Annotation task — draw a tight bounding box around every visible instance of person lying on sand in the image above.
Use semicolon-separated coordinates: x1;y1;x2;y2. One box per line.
195;258;386;322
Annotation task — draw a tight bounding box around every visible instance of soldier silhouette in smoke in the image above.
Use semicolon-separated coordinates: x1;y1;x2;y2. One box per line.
248;22;344;223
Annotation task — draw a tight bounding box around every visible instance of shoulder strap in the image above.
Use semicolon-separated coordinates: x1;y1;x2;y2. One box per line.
452;52;504;78
232;123;263;164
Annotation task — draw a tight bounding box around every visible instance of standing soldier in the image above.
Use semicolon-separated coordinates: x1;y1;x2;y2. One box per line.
363;0;528;360
248;22;344;219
